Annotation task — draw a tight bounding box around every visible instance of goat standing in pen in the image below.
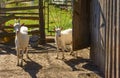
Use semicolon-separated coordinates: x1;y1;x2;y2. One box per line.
54;27;73;59
11;19;29;66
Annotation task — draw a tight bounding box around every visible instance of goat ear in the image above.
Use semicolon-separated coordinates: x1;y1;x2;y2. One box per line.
18;18;20;23
60;27;63;30
10;24;13;27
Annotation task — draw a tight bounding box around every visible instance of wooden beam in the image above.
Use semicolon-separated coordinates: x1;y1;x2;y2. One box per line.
0;13;39;15
49;3;72;6
1;16;39;20
6;0;33;4
0;6;39;12
39;0;46;44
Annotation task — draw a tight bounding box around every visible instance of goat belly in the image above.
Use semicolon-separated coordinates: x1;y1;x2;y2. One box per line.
61;34;72;44
17;35;29;48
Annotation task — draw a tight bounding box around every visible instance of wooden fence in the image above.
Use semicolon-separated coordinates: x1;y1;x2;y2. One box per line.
0;0;46;44
0;1;40;31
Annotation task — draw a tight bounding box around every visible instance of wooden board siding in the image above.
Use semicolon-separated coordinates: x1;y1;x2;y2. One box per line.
90;0;120;77
105;0;120;78
73;0;90;51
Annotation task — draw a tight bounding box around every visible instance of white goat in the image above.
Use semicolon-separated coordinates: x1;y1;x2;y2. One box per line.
54;27;73;59
13;20;29;66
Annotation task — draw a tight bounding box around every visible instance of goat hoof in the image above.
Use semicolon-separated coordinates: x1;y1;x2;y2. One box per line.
62;58;67;61
27;56;30;59
70;53;72;55
62;57;65;60
17;63;23;67
70;53;75;56
17;62;19;66
56;57;58;59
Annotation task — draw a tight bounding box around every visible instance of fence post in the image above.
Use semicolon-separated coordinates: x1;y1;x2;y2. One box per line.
0;0;5;29
39;0;46;44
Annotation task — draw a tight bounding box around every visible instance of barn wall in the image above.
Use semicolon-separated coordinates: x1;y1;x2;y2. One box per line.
90;0;105;73
90;0;120;77
73;0;90;50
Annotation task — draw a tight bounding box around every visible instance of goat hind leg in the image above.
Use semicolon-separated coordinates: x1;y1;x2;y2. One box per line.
20;50;24;67
61;47;65;60
56;48;59;59
70;45;74;56
16;48;20;66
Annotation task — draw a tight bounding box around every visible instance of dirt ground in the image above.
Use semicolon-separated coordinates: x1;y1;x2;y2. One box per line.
0;43;104;78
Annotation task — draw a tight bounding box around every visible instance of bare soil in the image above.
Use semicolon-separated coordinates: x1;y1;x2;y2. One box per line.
0;43;104;78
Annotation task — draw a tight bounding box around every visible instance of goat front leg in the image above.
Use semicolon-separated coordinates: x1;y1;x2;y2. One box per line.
56;47;59;59
25;47;29;59
16;48;20;66
20;50;24;67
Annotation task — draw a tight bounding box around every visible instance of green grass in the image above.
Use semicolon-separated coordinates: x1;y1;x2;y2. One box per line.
47;5;72;30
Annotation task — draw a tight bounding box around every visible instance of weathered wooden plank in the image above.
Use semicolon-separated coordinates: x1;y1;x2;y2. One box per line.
116;0;120;78
90;0;120;77
6;0;33;4
0;13;39;15
49;3;72;6
1;16;39;20
105;0;109;77
39;0;46;44
0;6;39;12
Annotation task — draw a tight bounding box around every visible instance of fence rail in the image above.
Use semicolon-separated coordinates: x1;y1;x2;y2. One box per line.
6;0;33;4
0;6;39;11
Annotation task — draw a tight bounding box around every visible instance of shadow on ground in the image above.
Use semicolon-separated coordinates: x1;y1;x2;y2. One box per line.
64;57;104;77
22;58;42;78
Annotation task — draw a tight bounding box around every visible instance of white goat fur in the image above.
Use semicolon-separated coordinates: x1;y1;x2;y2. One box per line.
14;22;29;66
55;28;73;59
